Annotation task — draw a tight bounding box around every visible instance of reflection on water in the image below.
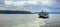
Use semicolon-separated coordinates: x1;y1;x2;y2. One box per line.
12;19;45;27
0;14;60;27
0;14;46;27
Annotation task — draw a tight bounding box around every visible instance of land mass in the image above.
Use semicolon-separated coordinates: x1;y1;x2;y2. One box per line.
0;10;32;14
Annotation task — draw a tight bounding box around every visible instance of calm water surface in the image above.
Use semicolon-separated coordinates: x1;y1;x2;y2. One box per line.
0;14;60;27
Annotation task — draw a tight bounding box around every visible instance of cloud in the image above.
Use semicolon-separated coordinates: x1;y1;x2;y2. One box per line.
0;7;7;10
4;0;54;6
0;0;60;12
4;0;39;6
5;1;26;6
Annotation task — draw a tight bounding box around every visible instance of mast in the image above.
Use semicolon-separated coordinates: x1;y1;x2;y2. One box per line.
42;10;43;12
45;10;46;13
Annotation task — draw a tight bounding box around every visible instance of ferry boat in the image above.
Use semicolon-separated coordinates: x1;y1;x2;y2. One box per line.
39;10;49;19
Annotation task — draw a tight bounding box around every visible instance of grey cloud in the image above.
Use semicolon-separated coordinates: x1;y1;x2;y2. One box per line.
0;0;60;12
0;0;5;7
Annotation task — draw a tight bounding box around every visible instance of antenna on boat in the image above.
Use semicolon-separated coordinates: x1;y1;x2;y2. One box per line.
42;10;43;12
45;10;46;12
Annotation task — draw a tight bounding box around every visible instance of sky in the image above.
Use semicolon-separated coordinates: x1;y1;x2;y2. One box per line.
0;0;60;12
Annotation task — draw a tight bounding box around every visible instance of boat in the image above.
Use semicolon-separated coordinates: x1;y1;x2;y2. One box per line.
39;10;49;19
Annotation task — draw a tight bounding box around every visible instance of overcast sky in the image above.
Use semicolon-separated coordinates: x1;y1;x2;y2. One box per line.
0;0;60;12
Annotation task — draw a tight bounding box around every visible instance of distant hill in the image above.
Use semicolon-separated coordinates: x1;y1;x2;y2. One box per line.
0;10;59;14
0;10;32;14
32;12;60;14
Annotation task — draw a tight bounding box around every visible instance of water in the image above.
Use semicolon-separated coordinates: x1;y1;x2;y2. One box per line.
0;14;60;27
41;14;60;27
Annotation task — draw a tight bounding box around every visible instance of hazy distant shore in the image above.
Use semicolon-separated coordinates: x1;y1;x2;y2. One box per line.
0;10;60;14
